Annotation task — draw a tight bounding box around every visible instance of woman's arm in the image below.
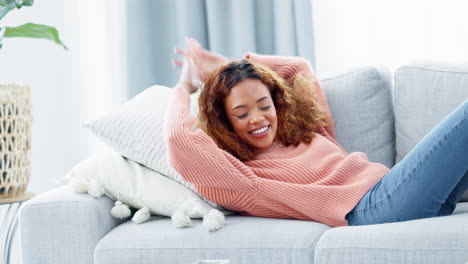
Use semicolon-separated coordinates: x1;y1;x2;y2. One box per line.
166;38;258;194
245;52;336;139
173;40;336;139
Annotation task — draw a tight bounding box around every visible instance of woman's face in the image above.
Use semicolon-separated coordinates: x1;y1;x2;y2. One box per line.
224;79;278;149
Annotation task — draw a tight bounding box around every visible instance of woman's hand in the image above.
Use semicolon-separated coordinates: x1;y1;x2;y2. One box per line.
173;38;200;94
173;37;230;93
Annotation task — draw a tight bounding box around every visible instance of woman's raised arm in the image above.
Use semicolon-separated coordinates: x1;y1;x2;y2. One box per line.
165;39;259;195
173;37;231;89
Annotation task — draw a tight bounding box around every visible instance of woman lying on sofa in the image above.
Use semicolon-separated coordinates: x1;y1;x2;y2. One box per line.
165;37;468;227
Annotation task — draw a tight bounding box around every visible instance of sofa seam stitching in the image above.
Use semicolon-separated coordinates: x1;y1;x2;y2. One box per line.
95;247;315;251
396;66;468;75
23;200;90;206
317;246;468;251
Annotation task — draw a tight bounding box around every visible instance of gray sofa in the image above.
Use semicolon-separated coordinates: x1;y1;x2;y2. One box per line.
20;62;468;264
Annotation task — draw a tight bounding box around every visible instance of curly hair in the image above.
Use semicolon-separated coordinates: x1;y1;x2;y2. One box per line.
198;59;330;161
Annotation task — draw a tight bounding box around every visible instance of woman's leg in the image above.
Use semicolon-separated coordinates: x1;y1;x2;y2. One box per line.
438;170;468;216
347;100;468;225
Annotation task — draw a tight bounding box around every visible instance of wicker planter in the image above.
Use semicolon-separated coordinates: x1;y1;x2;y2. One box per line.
0;84;31;199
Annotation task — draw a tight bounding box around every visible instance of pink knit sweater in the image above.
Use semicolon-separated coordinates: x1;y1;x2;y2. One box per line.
164;52;390;227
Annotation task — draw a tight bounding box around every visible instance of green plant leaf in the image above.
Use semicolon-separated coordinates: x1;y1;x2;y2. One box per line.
4;23;68;50
22;0;32;6
0;0;17;8
0;6;14;19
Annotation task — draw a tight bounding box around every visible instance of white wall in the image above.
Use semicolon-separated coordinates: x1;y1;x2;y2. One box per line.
0;0;126;195
313;0;468;77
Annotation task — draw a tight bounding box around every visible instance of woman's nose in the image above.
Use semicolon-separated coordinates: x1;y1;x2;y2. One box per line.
249;110;265;124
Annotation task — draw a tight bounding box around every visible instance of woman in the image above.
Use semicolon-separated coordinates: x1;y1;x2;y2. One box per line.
165;38;468;227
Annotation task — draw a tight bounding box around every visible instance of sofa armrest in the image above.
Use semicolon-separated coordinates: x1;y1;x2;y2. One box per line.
20;186;125;264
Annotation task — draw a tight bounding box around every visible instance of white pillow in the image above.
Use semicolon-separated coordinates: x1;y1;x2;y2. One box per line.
65;147;227;219
82;85;222;209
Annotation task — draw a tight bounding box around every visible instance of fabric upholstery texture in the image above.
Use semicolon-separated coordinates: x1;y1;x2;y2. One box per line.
20;186;124;264
314;203;468;264
394;62;468;202
94;216;330;264
394;62;468;163
320;66;395;168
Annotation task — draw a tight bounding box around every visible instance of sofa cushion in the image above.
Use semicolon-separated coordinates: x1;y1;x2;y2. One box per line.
94;216;330;264
314;202;468;264
320;66;395;168
394;62;468;163
394;62;468;202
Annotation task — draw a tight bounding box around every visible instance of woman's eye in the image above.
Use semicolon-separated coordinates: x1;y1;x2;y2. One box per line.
235;106;269;119
237;113;248;119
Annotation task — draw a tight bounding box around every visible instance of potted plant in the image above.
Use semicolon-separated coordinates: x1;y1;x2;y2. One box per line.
0;0;67;50
0;0;66;199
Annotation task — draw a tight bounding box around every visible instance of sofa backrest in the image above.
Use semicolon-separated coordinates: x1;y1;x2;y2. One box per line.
394;62;468;163
320;62;468;202
320;66;395;168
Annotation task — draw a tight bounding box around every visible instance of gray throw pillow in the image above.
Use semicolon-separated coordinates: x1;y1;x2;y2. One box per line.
320;66;395;168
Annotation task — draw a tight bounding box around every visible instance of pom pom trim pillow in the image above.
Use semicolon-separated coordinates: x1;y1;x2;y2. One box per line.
63;147;232;231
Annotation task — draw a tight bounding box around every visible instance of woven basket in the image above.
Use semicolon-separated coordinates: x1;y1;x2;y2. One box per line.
0;84;31;199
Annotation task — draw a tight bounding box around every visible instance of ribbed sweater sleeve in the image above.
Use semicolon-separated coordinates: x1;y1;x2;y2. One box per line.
164;86;259;195
245;52;336;139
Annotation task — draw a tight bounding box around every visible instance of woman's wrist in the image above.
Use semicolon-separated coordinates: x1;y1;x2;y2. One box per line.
175;82;197;94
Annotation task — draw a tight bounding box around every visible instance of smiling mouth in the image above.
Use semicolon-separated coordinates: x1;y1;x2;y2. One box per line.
249;125;270;134
248;125;270;138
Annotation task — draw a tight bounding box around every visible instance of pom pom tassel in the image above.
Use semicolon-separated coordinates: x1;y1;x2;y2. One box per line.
186;205;210;217
88;180;105;198
171;210;192;228
132;207;150;224
202;209;225;232
69;178;89;193
111;200;131;219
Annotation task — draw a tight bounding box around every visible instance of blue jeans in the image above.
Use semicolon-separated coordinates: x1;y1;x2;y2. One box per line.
346;100;468;225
